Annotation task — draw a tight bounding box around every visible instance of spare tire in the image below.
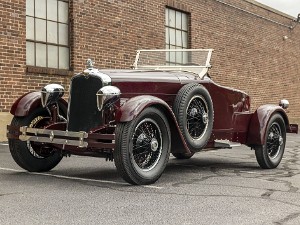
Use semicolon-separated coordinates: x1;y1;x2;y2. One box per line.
173;83;214;152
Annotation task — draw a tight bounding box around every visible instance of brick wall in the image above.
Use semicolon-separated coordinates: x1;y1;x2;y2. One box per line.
0;0;300;122
0;0;26;111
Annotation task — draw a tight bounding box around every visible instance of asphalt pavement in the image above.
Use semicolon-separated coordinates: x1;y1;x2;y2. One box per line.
1;134;300;225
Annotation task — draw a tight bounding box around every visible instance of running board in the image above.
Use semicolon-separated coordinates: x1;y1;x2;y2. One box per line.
214;139;241;148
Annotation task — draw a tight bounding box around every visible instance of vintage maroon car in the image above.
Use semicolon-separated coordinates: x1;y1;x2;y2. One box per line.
7;49;298;185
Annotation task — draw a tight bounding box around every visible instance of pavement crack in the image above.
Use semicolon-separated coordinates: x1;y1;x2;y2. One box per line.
0;193;20;197
261;189;275;199
172;176;215;187
273;212;300;225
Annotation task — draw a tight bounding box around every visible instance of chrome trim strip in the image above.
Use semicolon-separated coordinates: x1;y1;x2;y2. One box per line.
22;136;88;148
19;126;88;148
20;127;88;138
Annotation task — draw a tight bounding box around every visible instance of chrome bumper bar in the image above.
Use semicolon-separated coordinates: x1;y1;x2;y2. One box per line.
7;125;115;149
19;126;88;147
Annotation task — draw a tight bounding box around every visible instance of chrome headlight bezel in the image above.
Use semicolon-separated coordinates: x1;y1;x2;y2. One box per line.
96;86;121;111
41;84;65;107
279;99;289;109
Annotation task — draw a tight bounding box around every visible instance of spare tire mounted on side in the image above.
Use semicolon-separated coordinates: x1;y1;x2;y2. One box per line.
173;83;214;152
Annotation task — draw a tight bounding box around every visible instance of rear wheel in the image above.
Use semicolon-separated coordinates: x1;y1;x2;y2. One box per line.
8;107;63;172
255;113;286;169
114;107;171;185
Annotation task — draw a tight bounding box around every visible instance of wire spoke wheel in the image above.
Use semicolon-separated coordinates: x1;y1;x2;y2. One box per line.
8;107;63;172
173;83;213;152
254;113;286;169
186;95;209;140
27;115;52;158
114;107;171;185
266;122;283;159
132;118;162;171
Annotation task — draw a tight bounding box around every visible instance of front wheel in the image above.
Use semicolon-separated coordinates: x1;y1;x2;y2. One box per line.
254;113;286;169
114;107;171;185
8;107;63;172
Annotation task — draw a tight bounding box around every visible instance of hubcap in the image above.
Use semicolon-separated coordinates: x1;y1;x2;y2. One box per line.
150;138;159;152
279;136;283;146
202;112;208;124
190;108;198;117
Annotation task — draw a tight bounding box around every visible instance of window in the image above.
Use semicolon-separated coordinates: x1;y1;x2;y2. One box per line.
165;8;189;65
26;0;70;70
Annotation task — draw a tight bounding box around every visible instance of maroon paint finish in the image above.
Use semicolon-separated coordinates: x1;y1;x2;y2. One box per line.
45;122;67;131
109;70;253;147
116;95;173;122
246;105;289;145
10;91;68;117
7;69;295;156
10;92;41;116
115;94;192;154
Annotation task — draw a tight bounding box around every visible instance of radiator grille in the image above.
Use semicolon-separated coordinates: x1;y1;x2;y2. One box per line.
68;75;103;132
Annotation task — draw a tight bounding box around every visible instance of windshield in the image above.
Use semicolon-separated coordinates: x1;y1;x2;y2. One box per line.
133;49;213;78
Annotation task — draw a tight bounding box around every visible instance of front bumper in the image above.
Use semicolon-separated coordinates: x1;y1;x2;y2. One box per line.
7;125;115;149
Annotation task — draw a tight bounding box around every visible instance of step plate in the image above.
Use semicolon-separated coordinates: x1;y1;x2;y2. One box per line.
214;139;241;148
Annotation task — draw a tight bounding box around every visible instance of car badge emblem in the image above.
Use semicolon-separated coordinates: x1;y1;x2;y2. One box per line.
86;58;94;69
83;59;94;78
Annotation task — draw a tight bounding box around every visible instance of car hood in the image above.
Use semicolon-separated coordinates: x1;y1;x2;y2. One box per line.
100;69;198;84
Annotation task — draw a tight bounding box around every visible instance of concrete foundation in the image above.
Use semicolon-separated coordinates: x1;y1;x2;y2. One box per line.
0;113;12;142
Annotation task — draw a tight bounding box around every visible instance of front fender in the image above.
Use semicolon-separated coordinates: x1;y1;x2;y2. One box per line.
246;105;289;146
116;95;172;122
10;91;68;117
115;95;192;154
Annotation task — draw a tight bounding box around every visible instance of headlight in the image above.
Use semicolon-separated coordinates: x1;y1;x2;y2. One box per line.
96;86;121;111
279;99;289;109
41;84;64;107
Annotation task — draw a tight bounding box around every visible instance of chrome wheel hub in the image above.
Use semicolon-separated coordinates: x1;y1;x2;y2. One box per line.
202;112;208;124
150;138;159;152
190;108;198;117
137;133;147;145
279;136;283;146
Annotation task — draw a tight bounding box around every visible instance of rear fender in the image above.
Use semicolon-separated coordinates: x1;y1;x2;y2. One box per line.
10;91;68;117
115;95;192;154
246;105;289;146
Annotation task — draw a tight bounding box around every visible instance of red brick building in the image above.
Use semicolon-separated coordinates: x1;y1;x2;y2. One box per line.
0;0;300;140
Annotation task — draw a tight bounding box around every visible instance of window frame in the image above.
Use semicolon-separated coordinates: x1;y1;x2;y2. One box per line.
26;0;71;73
165;7;190;65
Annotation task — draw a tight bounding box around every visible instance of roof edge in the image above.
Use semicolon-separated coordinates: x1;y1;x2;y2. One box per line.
243;0;296;20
